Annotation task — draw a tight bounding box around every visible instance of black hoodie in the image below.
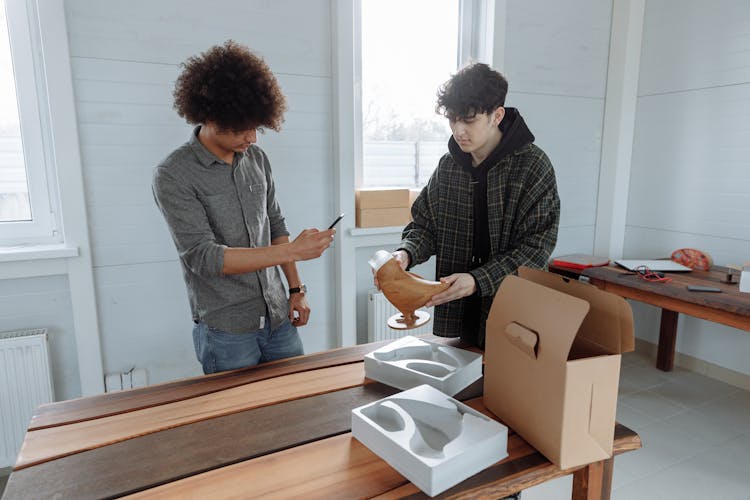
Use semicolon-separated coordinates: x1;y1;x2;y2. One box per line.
447;107;535;269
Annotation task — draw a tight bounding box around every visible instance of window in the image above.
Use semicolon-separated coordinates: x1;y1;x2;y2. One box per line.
361;0;458;188
0;0;59;245
358;0;494;189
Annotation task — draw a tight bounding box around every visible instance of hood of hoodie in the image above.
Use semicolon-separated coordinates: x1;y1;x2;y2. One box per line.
448;107;535;172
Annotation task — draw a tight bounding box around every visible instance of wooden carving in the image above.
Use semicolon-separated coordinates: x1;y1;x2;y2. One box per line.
369;250;450;329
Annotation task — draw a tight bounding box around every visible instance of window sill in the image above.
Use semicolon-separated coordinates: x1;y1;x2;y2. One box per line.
0;243;79;263
349;226;404;237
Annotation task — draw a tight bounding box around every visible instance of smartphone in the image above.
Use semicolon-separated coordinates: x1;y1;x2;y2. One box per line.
328;213;345;229
686;285;722;293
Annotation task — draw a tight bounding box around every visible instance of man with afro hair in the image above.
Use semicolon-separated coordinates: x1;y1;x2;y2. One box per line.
153;41;335;374
391;62;560;351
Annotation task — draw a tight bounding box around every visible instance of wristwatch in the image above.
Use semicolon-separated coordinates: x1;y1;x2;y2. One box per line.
289;284;307;295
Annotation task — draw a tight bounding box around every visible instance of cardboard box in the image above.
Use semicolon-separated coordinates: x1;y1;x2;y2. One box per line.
356;188;411;209
356;207;411;228
484;267;634;469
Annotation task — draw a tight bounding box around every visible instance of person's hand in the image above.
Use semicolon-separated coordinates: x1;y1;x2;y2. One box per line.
425;273;477;307
290;228;335;261
373;250;410;289
288;292;311;326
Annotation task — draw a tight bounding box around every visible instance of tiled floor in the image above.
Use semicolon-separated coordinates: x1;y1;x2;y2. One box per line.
1;352;748;499
525;350;750;500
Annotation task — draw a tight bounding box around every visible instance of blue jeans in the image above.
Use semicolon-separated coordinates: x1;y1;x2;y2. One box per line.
192;319;304;374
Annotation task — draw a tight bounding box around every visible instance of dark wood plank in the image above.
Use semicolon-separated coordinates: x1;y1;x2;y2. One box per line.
16;363;368;470
572;457;613;500
583;266;750;320
3;384;400;500
6;374;484;500
657;309;679;371
31;335;472;430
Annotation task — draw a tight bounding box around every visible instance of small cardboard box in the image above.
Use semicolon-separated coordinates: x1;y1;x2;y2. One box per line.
356;188;411;209
356;207;411;228
484;267;634;469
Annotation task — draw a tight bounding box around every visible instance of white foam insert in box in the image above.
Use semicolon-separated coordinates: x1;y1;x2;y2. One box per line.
352;384;508;497
364;335;482;396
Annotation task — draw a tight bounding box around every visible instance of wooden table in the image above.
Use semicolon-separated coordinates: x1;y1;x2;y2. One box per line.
3;337;640;499
581;265;750;371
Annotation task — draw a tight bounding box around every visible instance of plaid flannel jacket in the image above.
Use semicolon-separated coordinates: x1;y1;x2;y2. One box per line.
399;142;560;347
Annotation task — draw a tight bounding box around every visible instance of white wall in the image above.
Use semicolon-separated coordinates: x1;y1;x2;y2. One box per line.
626;0;750;375
500;0;613;257
60;0;338;388
0;275;80;401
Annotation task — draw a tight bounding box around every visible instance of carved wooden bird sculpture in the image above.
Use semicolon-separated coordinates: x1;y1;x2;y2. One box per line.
369;250;450;329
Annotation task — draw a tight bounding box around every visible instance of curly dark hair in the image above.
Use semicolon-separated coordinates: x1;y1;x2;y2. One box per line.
173;40;287;132
436;62;508;120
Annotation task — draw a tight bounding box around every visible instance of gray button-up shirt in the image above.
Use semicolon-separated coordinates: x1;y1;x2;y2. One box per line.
153;126;290;333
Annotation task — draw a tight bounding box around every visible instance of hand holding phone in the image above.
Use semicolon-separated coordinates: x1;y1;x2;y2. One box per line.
328;213;345;229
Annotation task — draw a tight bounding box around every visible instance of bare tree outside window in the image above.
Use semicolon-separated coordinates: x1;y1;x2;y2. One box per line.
0;0;31;222
361;0;458;188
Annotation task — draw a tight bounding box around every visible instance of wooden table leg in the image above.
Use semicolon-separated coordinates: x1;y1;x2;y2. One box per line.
656;309;679;371
572;457;613;500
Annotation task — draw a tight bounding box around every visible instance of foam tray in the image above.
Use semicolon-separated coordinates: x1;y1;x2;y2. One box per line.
351;384;508;497
364;335;482;395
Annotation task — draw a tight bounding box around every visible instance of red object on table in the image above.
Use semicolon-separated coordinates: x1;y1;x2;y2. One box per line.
551;254;610;270
670;248;713;271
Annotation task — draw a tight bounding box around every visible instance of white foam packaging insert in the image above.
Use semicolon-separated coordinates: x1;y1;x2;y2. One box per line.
364;335;482;396
352;384;508;497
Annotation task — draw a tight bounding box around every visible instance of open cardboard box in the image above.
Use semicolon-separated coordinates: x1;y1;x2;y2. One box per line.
484;267;634;469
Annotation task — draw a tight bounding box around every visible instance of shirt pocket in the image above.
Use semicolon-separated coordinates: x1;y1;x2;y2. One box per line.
203;192;247;246
241;182;267;226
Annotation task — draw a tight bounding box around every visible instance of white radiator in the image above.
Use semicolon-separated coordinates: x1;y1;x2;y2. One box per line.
0;328;53;467
367;291;434;342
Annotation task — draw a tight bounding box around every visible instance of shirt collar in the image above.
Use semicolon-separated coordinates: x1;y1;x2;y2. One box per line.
189;125;226;168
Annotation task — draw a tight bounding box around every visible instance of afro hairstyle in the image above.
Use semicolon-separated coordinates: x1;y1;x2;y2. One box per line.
173;40;287;133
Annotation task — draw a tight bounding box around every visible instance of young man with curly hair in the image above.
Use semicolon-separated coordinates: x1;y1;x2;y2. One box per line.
393;62;560;350
153;41;335;374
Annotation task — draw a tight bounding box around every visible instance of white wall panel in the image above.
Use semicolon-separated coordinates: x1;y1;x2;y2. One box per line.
504;0;612;98
628;85;750;242
509;92;604;229
553;226;596;257
638;0;750;95
64;0;331;76
501;0;612;258
93;262;198;382
0;276;80;401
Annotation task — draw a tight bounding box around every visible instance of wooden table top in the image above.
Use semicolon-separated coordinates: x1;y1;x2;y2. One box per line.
4;336;641;499
582;265;750;330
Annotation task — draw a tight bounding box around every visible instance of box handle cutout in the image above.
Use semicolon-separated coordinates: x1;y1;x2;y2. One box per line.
505;321;538;359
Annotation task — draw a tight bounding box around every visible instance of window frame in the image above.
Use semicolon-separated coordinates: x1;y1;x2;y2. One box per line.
1;0;61;245
354;0;495;191
331;0;496;347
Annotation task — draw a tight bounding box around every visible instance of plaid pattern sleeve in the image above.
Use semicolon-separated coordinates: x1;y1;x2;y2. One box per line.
399;156;450;267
